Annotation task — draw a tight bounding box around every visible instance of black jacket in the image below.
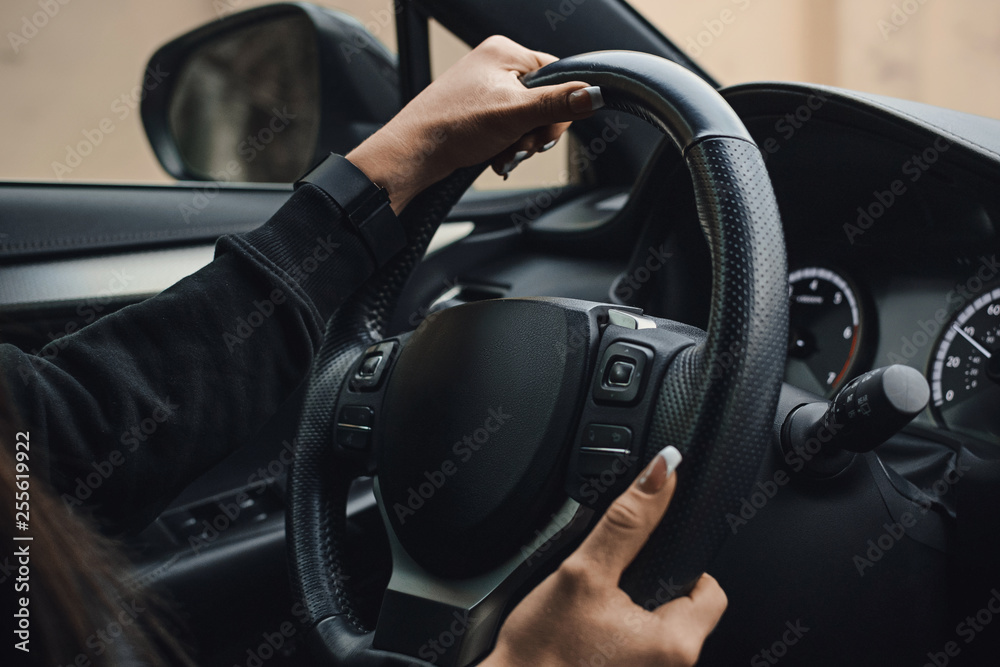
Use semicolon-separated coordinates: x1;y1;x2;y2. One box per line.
1;185;373;532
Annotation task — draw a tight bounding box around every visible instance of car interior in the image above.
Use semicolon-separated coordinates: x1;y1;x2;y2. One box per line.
2;1;1000;665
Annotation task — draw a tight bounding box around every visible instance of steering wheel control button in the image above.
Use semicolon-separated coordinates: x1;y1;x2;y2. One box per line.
607;360;635;386
359;354;383;377
608;309;657;330
339;405;374;428
582;423;632;449
336;425;371;450
351;341;397;390
579;450;632;477
579;424;633;477
592;342;654;404
336;406;375;451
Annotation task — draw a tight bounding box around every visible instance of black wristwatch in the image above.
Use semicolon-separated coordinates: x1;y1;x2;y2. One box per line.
295;153;407;266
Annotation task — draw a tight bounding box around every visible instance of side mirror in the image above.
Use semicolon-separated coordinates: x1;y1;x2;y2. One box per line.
141;3;400;183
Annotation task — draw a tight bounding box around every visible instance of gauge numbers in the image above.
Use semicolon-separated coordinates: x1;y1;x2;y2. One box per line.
931;287;1000;439
786;267;863;397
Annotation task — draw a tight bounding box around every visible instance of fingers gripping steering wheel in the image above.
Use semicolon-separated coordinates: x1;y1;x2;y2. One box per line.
287;51;787;666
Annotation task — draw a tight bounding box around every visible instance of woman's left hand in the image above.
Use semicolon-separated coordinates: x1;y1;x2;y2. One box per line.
347;35;603;212
480;445;728;667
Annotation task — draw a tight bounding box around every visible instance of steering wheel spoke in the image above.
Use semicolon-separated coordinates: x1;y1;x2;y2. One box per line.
371;483;590;665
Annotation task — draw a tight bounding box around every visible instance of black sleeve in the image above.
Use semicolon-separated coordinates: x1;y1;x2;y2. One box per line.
1;185;375;532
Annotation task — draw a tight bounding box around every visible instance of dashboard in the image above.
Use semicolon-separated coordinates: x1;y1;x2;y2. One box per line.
784;248;998;444
4;81;1000;458
726;83;1000;447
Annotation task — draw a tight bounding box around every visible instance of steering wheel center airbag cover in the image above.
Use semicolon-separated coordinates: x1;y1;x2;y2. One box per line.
377;298;590;577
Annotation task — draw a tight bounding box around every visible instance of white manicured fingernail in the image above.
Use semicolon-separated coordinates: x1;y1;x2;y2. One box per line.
661;445;682;478
636;445;682;493
540;139;558;152
569;85;605;113
499;150;530;177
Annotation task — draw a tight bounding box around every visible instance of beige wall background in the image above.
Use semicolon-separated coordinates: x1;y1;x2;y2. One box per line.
634;0;1000;114
0;0;997;184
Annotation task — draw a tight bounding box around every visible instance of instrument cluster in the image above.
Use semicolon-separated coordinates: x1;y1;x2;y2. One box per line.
785;260;1000;445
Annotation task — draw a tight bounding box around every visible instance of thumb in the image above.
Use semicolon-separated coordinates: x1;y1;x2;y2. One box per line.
521;82;606;126
572;445;682;576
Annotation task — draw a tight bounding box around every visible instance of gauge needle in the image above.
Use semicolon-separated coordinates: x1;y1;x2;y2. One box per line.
953;324;992;359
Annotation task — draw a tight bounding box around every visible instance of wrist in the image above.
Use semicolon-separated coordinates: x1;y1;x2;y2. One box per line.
295;154;406;266
347;120;449;215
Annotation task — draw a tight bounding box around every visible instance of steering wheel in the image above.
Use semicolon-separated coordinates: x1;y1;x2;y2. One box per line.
287;51;787;666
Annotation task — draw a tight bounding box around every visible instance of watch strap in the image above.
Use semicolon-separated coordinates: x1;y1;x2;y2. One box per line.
295;153;406;266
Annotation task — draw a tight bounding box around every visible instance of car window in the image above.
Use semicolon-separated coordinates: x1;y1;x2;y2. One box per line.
0;0;398;184
632;0;1000;120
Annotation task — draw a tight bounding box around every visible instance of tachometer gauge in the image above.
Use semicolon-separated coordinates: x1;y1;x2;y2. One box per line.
786;267;865;397
931;287;1000;440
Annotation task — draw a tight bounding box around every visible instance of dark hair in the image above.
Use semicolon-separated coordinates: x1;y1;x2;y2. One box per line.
0;376;194;666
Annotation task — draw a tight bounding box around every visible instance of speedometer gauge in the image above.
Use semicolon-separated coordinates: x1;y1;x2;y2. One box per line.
786;267;865;397
931;288;1000;440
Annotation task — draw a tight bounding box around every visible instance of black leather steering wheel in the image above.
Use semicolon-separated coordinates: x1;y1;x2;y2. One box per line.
287;51;788;666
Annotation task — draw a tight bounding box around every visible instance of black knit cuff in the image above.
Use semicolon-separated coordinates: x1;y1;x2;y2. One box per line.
216;185;376;323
